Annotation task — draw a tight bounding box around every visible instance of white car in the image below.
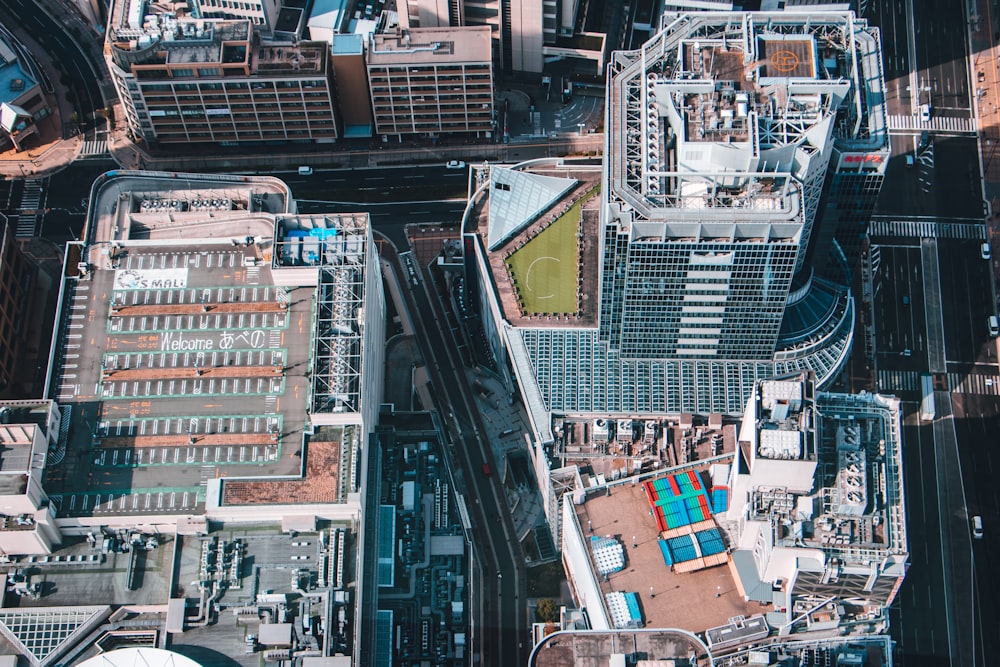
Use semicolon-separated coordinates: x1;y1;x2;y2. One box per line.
446;160;466;170
920;104;931;122
981;242;992;260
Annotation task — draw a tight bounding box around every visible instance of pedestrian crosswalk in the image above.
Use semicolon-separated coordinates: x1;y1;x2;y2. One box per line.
887;114;977;134
948;372;1000;396
79;134;109;158
876;369;1000;396
14;179;44;238
869;219;987;241
876;370;920;393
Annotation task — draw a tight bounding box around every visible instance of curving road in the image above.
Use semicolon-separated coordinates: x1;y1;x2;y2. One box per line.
6;0;105;129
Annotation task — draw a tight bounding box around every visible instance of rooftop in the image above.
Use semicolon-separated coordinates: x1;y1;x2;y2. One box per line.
607;11;884;219
529;629;709;667
0;38;38;106
40;173;373;519
467;164;603;329
569;463;761;633
732;372;907;565
368;26;492;66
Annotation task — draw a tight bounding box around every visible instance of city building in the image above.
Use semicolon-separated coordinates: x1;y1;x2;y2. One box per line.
458;10;887;569
0;171;384;662
396;0;545;72
724;372;908;631
529;628;712;666
464;10;887;440
0;220;34;396
395;0;611;73
105;0;340;144
194;0;281;29
0;401;63;555
367;26;494;139
542;372;903;647
0;33;49;151
330;34;374;139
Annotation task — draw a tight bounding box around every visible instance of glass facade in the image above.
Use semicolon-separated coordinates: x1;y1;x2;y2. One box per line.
601;235;800;360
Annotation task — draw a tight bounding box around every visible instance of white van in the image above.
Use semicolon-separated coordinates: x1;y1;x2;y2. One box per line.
298;166;314;176
972;515;983;539
989;315;1000;337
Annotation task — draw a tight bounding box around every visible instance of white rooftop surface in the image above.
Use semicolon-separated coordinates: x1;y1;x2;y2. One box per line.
761;379;803;408
76;648;203;667
487;168;577;250
758;429;802;458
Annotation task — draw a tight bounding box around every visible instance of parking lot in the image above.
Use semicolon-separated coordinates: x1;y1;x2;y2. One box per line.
46;244;313;517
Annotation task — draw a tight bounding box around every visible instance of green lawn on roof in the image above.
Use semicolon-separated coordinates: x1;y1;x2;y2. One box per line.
505;186;598;315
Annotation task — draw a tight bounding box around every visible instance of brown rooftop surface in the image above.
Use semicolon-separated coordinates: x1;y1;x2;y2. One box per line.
574;472;762;633
111;301;284;316
221;438;341;505
758;38;816;79
469;168;602;328
103;365;281;381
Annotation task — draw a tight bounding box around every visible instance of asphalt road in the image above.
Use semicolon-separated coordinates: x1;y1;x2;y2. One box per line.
938;240;997;369
7;0;105;126
868;0;917;116
891;419;951;666
11;162;470;248
873;244;928;370
912;0;972;117
395;250;527;667
868;0;972;117
951;393;1000;667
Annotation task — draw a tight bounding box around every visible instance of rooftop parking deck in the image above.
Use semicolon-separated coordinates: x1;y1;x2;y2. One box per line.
45;243;314;518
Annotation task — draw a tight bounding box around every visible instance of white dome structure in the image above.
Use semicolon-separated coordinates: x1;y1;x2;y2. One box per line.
76;647;203;667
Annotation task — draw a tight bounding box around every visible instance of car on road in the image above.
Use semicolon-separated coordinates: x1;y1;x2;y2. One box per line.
982;242;992;260
972;515;984;539
446;160;466;170
482;463;491;476
989;315;1000;337
920;104;931;122
298;166;313;175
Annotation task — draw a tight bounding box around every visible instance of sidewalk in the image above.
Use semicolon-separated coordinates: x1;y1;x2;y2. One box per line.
972;0;1000;290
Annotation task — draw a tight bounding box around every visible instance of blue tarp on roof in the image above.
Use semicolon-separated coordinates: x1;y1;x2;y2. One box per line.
696;528;726;556
666;534;697;563
657;539;673;566
711;488;729;514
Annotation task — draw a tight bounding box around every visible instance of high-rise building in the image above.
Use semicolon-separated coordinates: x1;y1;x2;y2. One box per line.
105;0;339;144
397;0;573;73
466;10;887;423
0;221;33;396
367;26;494;139
724;372;908;625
